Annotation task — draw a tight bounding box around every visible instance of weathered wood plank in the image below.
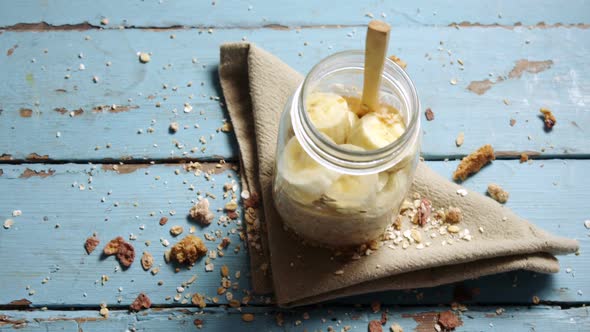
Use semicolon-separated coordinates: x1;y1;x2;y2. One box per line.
0;160;587;307
0;306;589;331
0;0;589;28
0;162;256;307
0;27;588;161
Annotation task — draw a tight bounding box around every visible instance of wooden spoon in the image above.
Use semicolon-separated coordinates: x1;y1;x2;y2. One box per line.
360;20;391;116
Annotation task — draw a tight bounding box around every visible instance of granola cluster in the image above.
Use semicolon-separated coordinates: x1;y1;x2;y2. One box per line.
379;193;472;252
189;199;215;226
129;293;152;312
170;235;208;265
453;145;495;181
103;236;135;268
487;183;509;203
540;108;556;130
84;234;100;254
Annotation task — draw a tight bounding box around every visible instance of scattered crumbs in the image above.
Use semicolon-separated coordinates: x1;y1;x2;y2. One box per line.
184;103;193;113
169;122;179;133
192;293;206;308
388;55;407;69
455;132;464;147
139;52;151;63
425;108;434;121
520;153;529;163
242;313;255;322
141;251;154;270
450;78;458;85
221;122;233;132
84;235;100;254
12;210;22;217
92;75;99;83
333;269;344;276
532;295;540;304
438;311;461;330
170;235;208;265
129;293;151;312
456;188;468;197
100;17;109;25
487;183;509;203
3;219;14;229
390;323;403;332
447;225;460;233
509;118;516;127
368;320;383;332
445;208;463;226
99;303;109;318
540;108;556;130
453;144;495;181
584;220;590;229
170;225;184;236
241;190;250;200
189;199;215;226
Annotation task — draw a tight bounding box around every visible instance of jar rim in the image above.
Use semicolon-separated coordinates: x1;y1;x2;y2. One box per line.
293;50;421;174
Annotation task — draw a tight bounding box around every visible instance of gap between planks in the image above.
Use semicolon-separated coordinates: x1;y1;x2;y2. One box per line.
1;21;589;32
1;300;589;312
2;151;590;166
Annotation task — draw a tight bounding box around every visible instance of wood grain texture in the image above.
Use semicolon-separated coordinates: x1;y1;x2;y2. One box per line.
0;306;589;331
0;27;588;161
0;163;255;307
0;0;589;28
0;160;587;307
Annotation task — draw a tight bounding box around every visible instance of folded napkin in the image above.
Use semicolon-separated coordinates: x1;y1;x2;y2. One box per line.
219;43;579;307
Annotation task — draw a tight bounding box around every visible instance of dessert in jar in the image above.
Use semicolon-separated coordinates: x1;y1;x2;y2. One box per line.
272;51;421;248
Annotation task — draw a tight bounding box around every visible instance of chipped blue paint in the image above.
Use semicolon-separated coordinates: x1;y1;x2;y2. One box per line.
0;306;589;332
1;0;589;28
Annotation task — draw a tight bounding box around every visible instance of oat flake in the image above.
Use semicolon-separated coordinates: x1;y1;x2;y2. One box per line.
3;219;14;229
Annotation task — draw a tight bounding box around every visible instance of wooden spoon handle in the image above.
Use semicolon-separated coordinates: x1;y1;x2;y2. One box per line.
361;20;391;115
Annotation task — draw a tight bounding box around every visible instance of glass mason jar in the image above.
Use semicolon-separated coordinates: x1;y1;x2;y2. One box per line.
272;51;421;248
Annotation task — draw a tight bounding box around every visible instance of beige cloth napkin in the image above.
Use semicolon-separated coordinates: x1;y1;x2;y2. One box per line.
219;43;579;307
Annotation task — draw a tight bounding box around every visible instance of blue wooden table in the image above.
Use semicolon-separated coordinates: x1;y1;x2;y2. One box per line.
1;1;589;331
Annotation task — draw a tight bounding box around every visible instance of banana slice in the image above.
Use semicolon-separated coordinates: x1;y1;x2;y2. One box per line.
377;172;389;191
347;112;406;150
376;167;412;210
306;92;357;144
277;136;341;203
322;144;378;211
347;110;359;130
